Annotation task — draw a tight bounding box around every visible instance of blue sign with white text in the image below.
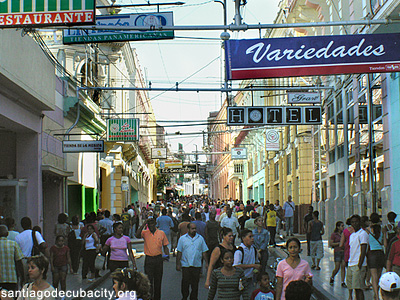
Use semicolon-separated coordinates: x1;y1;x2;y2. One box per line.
225;33;400;80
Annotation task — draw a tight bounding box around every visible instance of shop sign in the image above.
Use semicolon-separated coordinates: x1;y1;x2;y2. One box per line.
161;159;182;169
63;12;174;44
225;33;400;80
265;129;280;151
151;148;167;159
160;164;198;174
107;118;139;141
0;0;95;27
287;92;321;104
121;176;129;191
231;147;247;159
62;140;104;153
227;106;322;126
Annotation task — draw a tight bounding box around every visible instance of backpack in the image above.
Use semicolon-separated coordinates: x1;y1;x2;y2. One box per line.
68;229;77;243
31;231;41;256
171;217;179;233
237;246;258;264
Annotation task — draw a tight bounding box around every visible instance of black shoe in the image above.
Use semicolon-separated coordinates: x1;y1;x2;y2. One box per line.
341;282;347;288
330;277;334;285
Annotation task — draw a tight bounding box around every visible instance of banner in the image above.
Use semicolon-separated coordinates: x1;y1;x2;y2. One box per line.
151;148;167;159
231;147;247;159
227;106;322;126
265;129;280;151
63;140;104;153
107;118;139;141
160;164;198;174
225;33;400;80
63;12;174;44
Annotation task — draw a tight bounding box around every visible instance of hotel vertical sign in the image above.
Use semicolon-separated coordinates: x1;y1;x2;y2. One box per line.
0;0;95;27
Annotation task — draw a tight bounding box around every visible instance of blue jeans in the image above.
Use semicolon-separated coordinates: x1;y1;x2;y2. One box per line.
286;216;294;235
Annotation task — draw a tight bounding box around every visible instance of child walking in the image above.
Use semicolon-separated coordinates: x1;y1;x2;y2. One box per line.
50;235;72;292
250;272;275;300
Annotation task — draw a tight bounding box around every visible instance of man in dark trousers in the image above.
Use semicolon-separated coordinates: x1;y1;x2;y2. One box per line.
176;223;208;300
136;218;169;300
303;206;314;256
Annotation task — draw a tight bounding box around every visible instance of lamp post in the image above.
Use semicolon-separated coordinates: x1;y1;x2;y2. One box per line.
214;0;230;106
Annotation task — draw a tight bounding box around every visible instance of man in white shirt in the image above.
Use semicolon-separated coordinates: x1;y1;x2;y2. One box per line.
15;217;49;283
347;214;369;300
15;217;48;258
220;208;240;244
283;196;295;236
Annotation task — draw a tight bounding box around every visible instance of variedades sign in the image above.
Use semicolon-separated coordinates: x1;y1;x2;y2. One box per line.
63;12;174;44
225;33;400;80
0;0;95;27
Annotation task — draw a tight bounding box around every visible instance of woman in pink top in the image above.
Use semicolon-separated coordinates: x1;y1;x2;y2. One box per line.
339;218;355;299
102;223;137;272
276;238;313;300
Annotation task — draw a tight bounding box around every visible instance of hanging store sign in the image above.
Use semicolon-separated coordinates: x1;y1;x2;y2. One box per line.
107;118;139;141
161;159;183;169
160;164;198;174
227;106;322;126
265;129;280;151
62;140;104;153
287;92;321;104
151;148;167;159
0;0;95;27
121;176;129;191
231;147;247;159
225;33;400;80
63;12;174;44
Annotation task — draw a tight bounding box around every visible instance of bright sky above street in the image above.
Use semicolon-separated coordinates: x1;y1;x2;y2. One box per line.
119;0;280;158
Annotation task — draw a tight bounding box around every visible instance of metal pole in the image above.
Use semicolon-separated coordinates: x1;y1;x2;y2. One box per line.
367;74;376;213
79;86;333;92
68;19;394;32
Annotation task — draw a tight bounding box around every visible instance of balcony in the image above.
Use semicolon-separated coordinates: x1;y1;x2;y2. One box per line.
228;162;244;181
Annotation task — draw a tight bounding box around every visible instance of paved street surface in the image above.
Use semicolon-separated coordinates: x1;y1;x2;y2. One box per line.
58;235;379;300
273;235;375;300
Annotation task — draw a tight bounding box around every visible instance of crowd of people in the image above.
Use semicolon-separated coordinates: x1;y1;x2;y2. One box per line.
1;196;400;300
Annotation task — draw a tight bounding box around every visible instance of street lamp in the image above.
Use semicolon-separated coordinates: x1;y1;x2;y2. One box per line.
194;144;198;163
214;0;230;106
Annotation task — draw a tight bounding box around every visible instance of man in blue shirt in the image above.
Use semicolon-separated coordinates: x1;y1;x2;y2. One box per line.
192;212;206;238
176;222;208;300
156;208;174;252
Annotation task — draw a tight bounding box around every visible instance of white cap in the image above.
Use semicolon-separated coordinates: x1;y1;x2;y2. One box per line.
379;272;400;292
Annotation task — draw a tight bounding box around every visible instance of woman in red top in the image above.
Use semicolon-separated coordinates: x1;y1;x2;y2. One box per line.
329;221;345;286
50;235;72;292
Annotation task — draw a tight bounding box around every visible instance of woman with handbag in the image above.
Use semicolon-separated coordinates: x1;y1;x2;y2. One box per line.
367;213;385;300
82;224;100;281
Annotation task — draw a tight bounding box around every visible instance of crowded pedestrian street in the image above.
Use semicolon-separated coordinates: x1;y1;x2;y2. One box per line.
2;0;400;299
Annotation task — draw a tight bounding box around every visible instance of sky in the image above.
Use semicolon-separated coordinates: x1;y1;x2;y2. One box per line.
118;0;280;160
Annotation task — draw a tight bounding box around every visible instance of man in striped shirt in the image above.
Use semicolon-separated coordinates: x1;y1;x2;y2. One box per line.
0;225;24;292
